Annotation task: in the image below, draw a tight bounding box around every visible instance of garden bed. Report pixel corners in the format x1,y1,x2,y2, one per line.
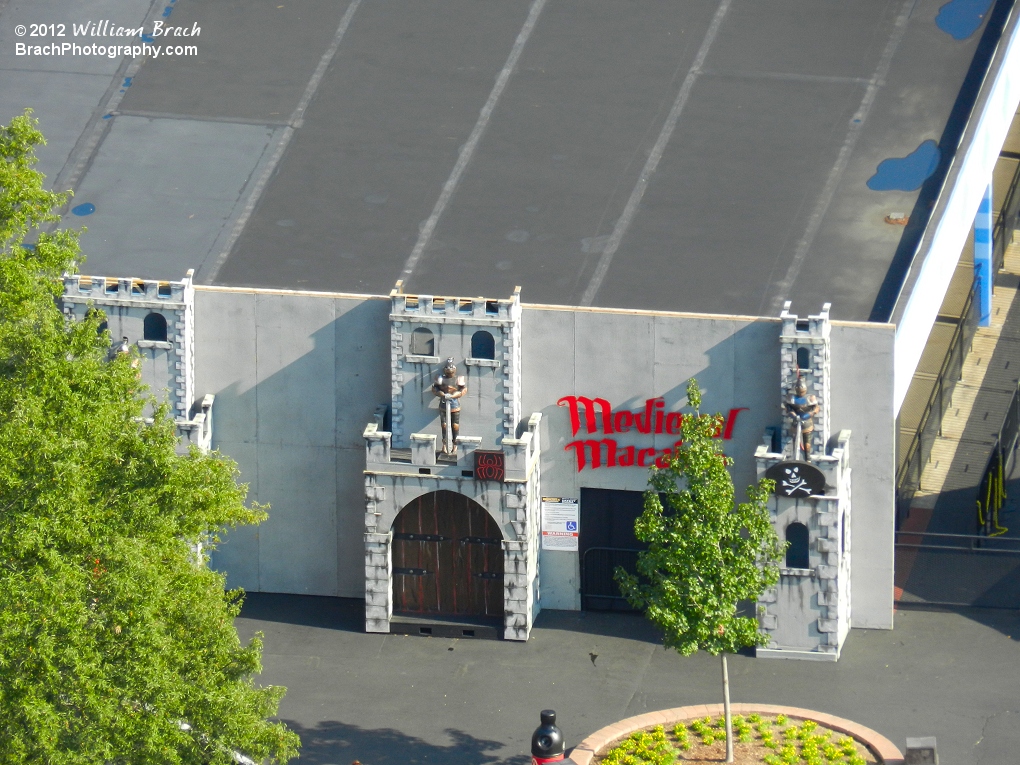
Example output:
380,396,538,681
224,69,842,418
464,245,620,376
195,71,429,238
568,705,903,765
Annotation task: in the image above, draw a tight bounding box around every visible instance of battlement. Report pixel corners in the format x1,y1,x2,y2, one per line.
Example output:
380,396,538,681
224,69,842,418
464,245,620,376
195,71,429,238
780,300,831,343
389,280,521,324
62,269,194,306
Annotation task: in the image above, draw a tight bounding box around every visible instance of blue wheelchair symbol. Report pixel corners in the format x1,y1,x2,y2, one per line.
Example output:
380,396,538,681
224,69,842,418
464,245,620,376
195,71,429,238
566,521,577,531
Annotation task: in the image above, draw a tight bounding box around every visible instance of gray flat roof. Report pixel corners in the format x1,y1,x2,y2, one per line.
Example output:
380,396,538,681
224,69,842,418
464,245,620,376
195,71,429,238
3,0,1008,321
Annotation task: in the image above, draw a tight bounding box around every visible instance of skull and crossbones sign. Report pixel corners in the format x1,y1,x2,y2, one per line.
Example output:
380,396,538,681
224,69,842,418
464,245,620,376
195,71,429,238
780,465,812,497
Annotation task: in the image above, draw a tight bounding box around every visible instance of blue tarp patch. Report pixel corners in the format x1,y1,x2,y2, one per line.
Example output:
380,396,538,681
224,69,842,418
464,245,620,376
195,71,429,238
936,0,993,40
867,140,941,192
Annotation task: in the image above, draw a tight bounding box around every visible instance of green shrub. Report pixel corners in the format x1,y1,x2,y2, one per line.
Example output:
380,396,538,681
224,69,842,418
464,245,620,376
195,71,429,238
822,742,842,760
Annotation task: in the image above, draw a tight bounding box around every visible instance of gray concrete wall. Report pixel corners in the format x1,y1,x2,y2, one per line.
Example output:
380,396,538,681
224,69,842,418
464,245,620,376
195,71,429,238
196,287,895,629
522,307,895,630
829,322,896,629
195,287,390,597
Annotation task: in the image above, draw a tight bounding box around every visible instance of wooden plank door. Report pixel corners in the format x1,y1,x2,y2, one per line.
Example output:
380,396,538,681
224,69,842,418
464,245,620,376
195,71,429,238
391,490,503,617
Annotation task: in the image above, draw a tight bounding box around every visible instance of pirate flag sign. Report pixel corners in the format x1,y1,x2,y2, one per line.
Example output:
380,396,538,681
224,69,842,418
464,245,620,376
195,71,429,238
764,461,826,498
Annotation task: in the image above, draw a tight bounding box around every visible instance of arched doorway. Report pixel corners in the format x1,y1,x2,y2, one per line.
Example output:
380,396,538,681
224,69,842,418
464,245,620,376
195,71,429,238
391,490,503,618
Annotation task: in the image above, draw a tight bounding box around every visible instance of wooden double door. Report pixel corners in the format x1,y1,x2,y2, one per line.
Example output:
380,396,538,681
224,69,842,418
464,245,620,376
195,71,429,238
391,490,503,617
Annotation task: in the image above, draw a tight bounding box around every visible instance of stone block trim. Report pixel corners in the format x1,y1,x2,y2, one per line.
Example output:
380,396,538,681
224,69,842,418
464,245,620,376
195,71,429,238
362,411,542,641
779,301,830,458
567,704,904,765
63,271,213,450
387,283,522,449
757,309,851,660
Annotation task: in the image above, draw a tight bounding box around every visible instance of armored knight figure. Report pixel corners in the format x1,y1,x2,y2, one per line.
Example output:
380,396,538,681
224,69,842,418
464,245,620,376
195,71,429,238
785,377,819,459
432,358,467,454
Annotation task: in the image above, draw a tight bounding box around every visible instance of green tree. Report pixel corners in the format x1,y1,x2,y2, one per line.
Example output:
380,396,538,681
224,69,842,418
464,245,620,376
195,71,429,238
0,111,300,763
616,378,784,763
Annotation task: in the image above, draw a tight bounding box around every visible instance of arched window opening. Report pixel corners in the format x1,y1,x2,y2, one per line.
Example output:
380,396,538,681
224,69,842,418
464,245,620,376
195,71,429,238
786,522,810,569
143,312,168,342
796,347,809,369
97,320,109,336
410,327,434,356
471,330,495,360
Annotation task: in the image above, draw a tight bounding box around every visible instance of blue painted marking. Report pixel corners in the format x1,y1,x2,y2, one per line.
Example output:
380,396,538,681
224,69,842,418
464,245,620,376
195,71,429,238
21,243,35,250
103,113,113,119
123,77,132,88
142,33,154,42
162,6,172,17
936,0,992,40
975,183,993,326
71,203,96,216
866,140,940,191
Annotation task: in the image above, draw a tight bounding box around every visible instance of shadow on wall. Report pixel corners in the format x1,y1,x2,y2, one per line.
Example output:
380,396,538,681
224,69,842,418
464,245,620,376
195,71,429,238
206,296,391,595
536,317,778,497
280,719,531,765
225,297,391,450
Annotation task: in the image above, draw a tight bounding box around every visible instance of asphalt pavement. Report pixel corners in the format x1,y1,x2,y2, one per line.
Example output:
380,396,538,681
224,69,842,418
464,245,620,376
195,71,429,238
237,594,1020,765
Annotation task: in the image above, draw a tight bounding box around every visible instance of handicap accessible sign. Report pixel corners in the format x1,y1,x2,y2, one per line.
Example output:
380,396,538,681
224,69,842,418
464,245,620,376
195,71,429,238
541,497,579,551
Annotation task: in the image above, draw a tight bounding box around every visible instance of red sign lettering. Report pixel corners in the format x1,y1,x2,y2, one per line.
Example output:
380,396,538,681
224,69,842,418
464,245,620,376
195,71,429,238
557,395,748,472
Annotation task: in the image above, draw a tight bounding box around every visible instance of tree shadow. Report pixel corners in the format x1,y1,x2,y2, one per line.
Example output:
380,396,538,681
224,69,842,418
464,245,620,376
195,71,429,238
238,593,366,633
533,607,662,643
281,719,531,765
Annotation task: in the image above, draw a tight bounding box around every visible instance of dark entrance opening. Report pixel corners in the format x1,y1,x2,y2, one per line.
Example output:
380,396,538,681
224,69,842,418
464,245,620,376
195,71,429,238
390,490,503,627
579,488,649,611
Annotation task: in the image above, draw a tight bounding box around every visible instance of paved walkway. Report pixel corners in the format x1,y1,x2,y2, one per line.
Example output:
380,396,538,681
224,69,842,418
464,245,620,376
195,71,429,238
238,594,1020,765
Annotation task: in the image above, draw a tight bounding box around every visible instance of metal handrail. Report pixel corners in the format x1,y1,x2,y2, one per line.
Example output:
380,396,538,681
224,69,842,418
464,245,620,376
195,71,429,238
976,379,1020,536
896,283,978,519
992,155,1020,273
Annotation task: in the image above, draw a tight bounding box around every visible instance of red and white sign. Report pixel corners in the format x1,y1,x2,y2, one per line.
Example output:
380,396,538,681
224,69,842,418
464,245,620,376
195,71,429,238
556,396,748,472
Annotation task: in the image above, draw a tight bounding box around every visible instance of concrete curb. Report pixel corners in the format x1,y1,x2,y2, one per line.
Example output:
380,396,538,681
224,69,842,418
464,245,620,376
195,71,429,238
566,703,905,765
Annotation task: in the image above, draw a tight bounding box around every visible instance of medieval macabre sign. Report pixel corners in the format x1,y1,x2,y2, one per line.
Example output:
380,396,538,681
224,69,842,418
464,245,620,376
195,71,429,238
557,395,748,472
541,497,579,551
764,460,826,498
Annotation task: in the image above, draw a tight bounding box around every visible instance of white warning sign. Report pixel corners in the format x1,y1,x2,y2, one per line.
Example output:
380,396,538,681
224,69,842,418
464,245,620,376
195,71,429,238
541,497,579,551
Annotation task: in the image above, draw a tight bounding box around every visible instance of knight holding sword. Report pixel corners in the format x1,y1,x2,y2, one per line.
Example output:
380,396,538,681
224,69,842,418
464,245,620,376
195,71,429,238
433,358,467,455
785,375,819,460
